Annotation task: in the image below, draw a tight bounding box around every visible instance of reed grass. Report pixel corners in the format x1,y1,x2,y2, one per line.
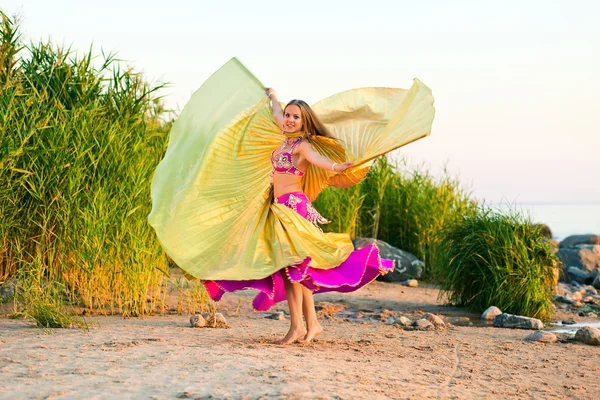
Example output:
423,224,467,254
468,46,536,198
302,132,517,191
435,208,558,320
0,11,182,317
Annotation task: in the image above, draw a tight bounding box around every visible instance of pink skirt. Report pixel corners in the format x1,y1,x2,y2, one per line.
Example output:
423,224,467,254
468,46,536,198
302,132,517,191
203,192,394,311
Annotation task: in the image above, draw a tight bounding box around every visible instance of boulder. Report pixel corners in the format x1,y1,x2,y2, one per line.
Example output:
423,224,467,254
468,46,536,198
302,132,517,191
593,274,600,290
534,224,553,239
353,238,424,282
559,234,600,248
493,313,544,330
524,331,557,343
574,326,600,346
481,306,503,321
567,267,590,284
556,246,600,278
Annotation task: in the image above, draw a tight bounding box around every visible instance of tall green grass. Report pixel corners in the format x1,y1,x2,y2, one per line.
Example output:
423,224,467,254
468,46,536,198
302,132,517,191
435,209,558,320
0,11,174,317
315,157,478,276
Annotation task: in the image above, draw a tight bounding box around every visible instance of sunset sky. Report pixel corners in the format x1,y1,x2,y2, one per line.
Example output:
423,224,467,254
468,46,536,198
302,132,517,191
4,0,599,203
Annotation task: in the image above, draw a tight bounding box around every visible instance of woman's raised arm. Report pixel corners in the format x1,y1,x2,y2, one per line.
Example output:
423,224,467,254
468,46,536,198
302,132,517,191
265,88,284,130
299,140,353,173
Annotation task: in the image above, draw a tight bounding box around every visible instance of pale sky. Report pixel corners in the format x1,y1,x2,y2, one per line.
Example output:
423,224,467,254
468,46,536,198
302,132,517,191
4,0,599,203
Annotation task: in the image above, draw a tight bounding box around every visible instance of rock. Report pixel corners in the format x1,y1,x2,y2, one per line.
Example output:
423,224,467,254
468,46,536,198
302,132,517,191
353,238,424,282
384,317,395,325
556,246,600,281
554,295,574,305
559,234,600,248
0,278,18,302
422,313,445,327
567,267,590,284
524,331,557,343
190,314,206,328
394,316,412,327
267,311,285,320
562,319,576,325
574,326,600,346
493,313,544,330
481,306,503,320
572,301,583,308
206,312,227,328
584,285,598,295
534,224,553,239
583,296,595,304
572,291,583,301
593,274,600,290
402,279,418,287
412,319,434,331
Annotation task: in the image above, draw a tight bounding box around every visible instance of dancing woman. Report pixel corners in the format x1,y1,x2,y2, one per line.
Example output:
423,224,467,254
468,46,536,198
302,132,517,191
148,58,435,344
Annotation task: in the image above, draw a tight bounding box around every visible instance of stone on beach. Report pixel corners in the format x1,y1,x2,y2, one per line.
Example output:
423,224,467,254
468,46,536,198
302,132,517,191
574,326,600,346
412,319,434,331
190,314,206,328
422,313,445,327
394,316,412,327
206,312,228,328
493,313,544,330
402,279,418,287
353,237,424,282
524,331,557,343
481,306,503,321
267,311,285,320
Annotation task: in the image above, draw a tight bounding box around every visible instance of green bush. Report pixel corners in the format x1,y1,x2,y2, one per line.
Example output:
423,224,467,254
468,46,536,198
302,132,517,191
435,208,558,320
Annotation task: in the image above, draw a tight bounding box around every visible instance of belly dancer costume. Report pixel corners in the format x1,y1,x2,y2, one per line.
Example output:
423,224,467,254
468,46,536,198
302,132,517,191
148,58,435,310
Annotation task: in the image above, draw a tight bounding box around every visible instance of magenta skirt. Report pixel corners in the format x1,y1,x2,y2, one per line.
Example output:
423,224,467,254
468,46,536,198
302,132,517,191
203,192,394,311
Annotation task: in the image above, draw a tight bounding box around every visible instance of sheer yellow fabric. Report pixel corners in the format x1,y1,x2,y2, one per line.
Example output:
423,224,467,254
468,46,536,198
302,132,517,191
148,58,434,280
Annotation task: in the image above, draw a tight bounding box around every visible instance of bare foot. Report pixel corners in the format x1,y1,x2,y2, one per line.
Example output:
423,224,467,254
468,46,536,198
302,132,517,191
299,324,323,344
276,327,307,345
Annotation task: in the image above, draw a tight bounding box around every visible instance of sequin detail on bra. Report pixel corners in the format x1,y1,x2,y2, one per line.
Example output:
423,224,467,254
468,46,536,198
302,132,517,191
270,137,305,181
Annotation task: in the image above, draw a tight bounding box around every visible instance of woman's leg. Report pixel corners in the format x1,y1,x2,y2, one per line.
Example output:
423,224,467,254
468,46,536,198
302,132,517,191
299,286,323,343
277,271,307,345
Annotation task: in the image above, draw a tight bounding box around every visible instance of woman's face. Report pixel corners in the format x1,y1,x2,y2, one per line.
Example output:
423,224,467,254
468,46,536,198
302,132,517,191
283,104,303,133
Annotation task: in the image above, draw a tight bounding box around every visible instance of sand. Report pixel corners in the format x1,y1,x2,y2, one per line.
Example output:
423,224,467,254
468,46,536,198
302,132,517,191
1,282,599,399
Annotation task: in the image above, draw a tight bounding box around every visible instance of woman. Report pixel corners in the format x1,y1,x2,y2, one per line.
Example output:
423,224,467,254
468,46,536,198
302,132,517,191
148,58,434,345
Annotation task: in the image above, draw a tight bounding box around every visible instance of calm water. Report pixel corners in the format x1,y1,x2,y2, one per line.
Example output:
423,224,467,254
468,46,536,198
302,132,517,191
495,203,600,241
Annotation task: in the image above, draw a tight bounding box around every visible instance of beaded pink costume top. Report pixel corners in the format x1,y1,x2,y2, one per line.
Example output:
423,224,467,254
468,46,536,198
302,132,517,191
270,137,305,177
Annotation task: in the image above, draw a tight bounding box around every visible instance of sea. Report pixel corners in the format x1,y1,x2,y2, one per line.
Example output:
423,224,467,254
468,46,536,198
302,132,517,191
495,202,600,242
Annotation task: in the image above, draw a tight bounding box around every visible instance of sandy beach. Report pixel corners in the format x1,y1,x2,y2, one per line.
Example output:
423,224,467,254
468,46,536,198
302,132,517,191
1,282,599,399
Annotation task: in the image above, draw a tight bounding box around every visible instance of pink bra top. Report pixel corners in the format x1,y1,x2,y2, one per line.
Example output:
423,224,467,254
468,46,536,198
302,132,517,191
270,137,305,177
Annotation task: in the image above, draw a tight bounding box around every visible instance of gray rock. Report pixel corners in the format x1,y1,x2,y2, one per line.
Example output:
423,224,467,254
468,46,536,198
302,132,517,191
385,317,396,325
190,314,206,328
556,246,600,282
353,238,424,282
481,306,503,320
0,278,18,302
493,313,544,330
574,326,600,346
412,319,434,331
559,234,600,248
402,279,418,287
554,295,574,305
206,312,227,328
593,274,600,290
524,331,557,343
422,313,445,327
567,267,590,284
394,316,412,327
267,311,285,320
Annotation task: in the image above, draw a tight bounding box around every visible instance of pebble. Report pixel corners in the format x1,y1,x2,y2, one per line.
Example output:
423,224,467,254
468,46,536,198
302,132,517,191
190,314,206,328
206,312,228,328
481,306,503,320
422,313,445,327
403,279,418,287
493,313,544,330
394,316,412,327
583,296,595,304
585,286,598,295
572,291,583,302
574,326,600,346
384,317,395,325
412,319,434,331
524,331,557,343
267,311,285,320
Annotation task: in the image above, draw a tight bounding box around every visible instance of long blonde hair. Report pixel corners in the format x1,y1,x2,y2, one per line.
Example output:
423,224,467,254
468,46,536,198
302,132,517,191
285,100,333,138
